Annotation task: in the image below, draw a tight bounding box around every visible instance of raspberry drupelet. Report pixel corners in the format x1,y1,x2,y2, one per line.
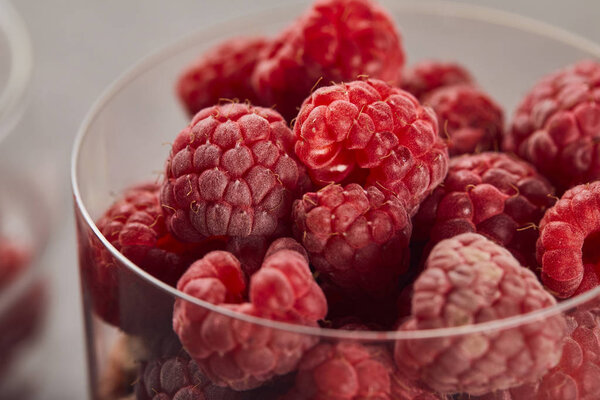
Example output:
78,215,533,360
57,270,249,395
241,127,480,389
294,79,448,214
423,84,504,156
401,60,474,101
252,0,405,121
160,103,310,248
537,180,600,298
173,243,326,391
176,36,268,117
413,152,556,270
292,183,412,300
395,233,566,396
504,60,600,193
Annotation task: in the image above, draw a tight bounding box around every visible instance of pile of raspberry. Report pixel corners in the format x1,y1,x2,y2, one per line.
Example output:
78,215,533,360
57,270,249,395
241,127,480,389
83,0,600,398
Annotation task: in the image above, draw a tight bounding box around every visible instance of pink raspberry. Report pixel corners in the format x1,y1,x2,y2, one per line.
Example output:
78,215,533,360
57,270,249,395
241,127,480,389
294,79,448,213
252,0,405,121
176,36,268,117
394,233,566,396
173,247,326,390
282,341,445,400
161,103,310,246
537,181,600,298
82,183,208,330
413,152,556,270
292,183,412,300
533,308,600,400
504,60,600,192
401,60,474,101
423,84,504,156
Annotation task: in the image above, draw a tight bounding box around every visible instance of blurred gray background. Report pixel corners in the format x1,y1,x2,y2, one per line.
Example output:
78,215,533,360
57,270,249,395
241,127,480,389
4,0,599,398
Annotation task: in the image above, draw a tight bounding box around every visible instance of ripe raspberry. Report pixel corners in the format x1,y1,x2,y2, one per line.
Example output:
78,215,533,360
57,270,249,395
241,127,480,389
423,84,504,156
161,103,309,245
294,79,448,213
80,183,209,332
176,36,268,117
504,60,600,192
531,308,600,400
537,181,600,298
252,0,405,121
173,249,326,390
292,183,412,300
413,152,556,270
401,60,474,101
394,233,567,396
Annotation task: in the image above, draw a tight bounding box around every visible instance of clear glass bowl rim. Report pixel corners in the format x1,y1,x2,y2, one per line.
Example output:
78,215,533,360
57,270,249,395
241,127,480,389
71,0,600,341
0,0,33,143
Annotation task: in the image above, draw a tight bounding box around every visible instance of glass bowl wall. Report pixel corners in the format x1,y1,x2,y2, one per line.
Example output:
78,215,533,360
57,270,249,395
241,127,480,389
72,2,600,399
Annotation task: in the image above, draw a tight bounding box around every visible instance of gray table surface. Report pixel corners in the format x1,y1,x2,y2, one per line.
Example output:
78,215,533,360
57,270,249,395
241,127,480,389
3,0,599,398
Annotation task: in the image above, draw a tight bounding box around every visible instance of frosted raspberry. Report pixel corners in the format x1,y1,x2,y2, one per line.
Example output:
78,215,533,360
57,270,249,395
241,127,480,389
532,308,600,400
294,79,448,213
176,36,268,116
537,181,600,298
401,60,474,101
281,342,395,400
504,60,600,192
413,152,556,270
173,249,326,390
292,183,412,300
252,0,405,121
423,84,504,156
0,236,30,289
81,183,207,330
161,103,309,245
394,233,566,396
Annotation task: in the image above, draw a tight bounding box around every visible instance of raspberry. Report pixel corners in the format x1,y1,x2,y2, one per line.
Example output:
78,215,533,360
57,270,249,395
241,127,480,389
292,183,412,300
252,0,405,121
423,84,504,156
394,233,566,396
173,249,326,390
281,342,396,400
161,103,309,245
532,308,600,400
80,183,209,332
176,36,268,117
413,152,556,270
537,181,600,298
401,60,474,101
504,60,600,192
294,79,448,213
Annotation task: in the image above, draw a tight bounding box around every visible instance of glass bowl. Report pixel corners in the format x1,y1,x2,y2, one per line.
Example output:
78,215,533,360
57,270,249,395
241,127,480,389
72,1,600,399
0,0,33,144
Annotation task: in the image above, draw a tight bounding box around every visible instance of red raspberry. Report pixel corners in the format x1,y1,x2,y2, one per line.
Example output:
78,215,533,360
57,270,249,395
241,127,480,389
423,84,504,156
294,79,448,213
161,103,309,246
292,183,412,300
173,249,326,390
252,0,405,121
0,236,30,289
504,60,600,192
401,60,474,101
176,36,268,117
394,233,566,396
537,181,600,298
81,183,206,331
413,152,556,270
